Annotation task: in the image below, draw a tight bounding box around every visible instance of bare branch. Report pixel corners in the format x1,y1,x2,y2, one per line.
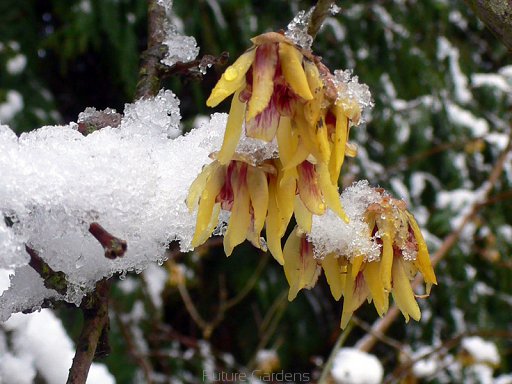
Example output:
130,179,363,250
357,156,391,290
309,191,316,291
464,0,512,51
308,0,338,39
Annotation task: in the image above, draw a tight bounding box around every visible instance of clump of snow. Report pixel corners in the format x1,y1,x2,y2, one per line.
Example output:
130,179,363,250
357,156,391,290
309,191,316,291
1,309,114,384
331,347,383,384
0,214,28,269
333,69,374,124
158,0,200,67
472,73,512,94
122,89,182,139
285,8,314,50
0,90,24,123
6,54,27,75
0,96,229,319
308,180,382,261
461,336,500,366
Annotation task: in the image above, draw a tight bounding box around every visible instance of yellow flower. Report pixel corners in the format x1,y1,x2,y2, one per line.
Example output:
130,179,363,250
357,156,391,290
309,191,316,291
186,155,274,258
282,190,437,329
206,32,359,191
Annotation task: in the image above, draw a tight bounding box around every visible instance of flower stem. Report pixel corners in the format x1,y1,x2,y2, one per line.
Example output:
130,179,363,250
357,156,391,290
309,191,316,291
308,0,338,39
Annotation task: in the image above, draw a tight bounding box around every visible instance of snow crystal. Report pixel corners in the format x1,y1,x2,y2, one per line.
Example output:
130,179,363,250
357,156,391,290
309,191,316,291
461,337,500,366
159,0,200,67
308,181,382,261
6,54,27,75
331,347,383,384
0,353,36,384
1,310,114,384
0,95,229,319
0,214,28,269
0,90,24,123
122,89,182,139
333,69,374,124
285,9,314,50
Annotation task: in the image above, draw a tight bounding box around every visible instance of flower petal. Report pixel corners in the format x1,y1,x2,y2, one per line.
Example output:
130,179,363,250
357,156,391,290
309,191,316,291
283,229,319,301
379,227,394,292
245,100,280,141
363,260,389,317
224,163,251,256
266,176,285,265
277,116,297,166
294,194,312,233
406,212,437,292
247,166,269,238
329,107,348,185
246,44,278,121
303,60,324,126
276,167,296,234
186,162,218,212
297,161,325,215
340,265,369,329
217,90,246,165
278,43,313,100
207,48,256,107
391,257,421,322
317,162,349,222
322,253,346,301
191,165,225,247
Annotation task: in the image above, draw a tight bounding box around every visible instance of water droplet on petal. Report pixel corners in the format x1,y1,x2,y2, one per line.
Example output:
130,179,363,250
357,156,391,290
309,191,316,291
224,67,238,81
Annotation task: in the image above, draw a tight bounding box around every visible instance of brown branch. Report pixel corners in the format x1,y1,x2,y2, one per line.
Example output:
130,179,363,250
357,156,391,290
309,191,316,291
384,329,512,383
67,279,111,384
464,0,512,51
308,0,338,39
26,245,68,296
356,129,512,352
89,222,127,260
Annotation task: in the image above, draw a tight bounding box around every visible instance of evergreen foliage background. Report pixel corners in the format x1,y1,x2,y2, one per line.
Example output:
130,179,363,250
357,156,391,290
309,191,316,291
1,0,511,382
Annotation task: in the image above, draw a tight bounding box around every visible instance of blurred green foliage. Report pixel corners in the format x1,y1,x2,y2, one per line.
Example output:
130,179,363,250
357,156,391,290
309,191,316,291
1,0,512,382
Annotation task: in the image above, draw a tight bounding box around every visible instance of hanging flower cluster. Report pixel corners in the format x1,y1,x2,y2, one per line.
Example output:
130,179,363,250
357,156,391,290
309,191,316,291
282,190,437,328
187,31,436,326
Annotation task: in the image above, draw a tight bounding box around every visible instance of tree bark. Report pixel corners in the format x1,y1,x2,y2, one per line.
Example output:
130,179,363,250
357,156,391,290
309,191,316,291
464,0,512,51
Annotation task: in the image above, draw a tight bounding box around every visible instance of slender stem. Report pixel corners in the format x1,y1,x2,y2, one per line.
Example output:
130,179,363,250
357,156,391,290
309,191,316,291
26,245,68,296
317,321,355,384
67,279,111,384
135,0,168,99
356,129,512,352
308,0,338,39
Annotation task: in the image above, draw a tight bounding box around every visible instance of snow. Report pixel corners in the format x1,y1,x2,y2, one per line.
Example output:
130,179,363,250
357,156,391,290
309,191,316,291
412,346,438,378
0,309,114,384
445,102,489,137
472,73,512,93
158,0,200,67
0,94,228,319
308,181,382,261
143,264,168,309
438,37,471,104
461,336,500,366
0,91,24,123
285,8,314,50
331,347,383,384
6,54,27,75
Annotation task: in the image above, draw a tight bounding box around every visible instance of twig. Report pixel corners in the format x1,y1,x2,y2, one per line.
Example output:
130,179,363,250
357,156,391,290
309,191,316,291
317,321,355,384
308,0,338,39
67,279,111,384
26,245,68,296
384,329,512,383
356,129,512,352
112,306,154,383
89,222,127,259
